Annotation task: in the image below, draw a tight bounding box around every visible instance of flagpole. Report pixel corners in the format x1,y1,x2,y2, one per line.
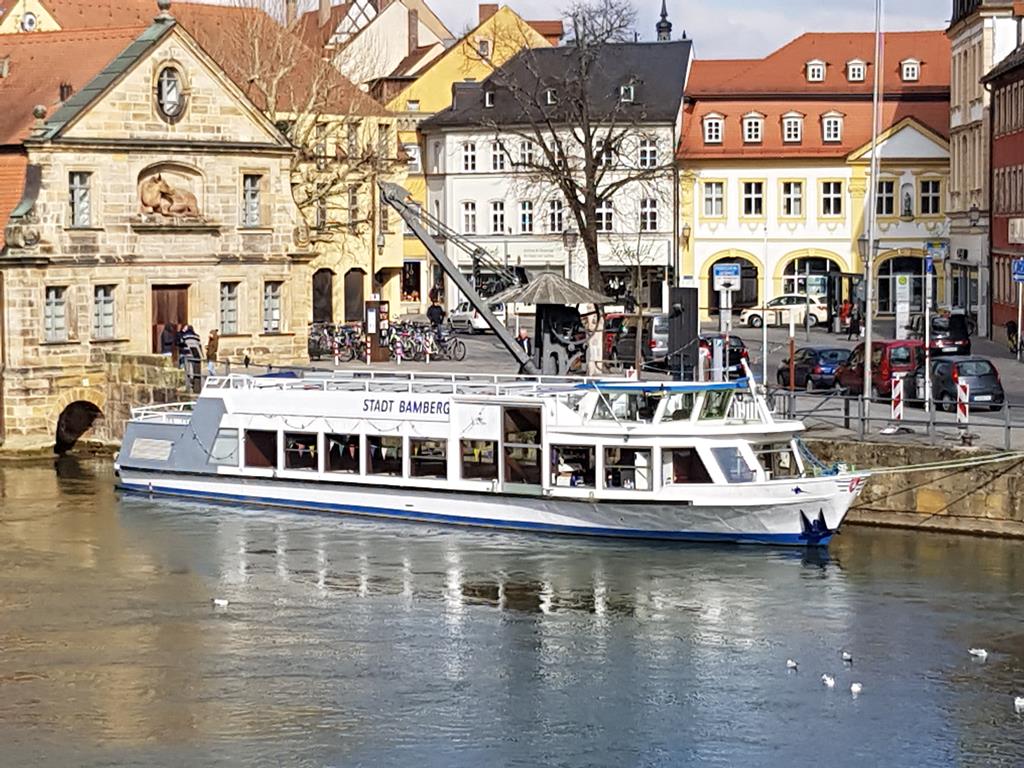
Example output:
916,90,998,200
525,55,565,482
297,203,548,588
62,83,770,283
863,0,883,401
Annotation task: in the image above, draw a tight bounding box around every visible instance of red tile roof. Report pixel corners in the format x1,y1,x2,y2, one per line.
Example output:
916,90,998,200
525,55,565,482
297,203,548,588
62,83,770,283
0,151,29,248
526,20,564,45
294,1,352,51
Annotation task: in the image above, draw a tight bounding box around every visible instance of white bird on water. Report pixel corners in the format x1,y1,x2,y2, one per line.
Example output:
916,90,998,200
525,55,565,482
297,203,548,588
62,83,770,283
821,674,836,688
841,650,853,663
211,598,229,608
968,648,988,661
850,682,863,696
787,659,799,670
1014,697,1024,714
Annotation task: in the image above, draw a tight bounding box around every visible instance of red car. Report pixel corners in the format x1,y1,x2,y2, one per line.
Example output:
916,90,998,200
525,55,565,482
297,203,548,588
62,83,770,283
834,340,924,398
603,313,626,357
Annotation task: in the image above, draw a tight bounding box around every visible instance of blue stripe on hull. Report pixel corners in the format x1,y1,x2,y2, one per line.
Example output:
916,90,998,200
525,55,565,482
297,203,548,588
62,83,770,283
118,481,832,547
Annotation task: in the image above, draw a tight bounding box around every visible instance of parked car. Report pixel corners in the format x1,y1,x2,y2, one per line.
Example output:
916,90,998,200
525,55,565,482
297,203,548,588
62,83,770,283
908,356,1005,411
776,346,851,392
834,339,924,399
603,313,627,357
612,314,669,367
698,333,750,376
448,301,507,333
905,313,972,356
739,294,828,329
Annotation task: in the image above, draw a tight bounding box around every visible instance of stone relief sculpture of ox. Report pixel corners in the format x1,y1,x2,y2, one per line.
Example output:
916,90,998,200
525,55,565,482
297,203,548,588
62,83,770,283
139,173,200,217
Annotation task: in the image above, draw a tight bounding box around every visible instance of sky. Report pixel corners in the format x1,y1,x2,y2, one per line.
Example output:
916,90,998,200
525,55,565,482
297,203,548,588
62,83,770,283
429,0,951,58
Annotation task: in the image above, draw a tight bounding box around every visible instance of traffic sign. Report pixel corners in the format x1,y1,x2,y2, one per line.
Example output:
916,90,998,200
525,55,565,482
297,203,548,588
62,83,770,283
1013,258,1024,284
713,263,741,292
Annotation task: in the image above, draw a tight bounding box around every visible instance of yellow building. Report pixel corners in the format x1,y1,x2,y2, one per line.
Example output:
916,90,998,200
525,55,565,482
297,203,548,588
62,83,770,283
383,3,562,315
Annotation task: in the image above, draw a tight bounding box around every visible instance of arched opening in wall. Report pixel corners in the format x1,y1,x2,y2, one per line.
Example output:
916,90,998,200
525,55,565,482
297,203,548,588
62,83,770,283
344,268,366,323
782,256,845,322
54,401,103,454
312,268,335,323
877,254,933,314
708,256,758,313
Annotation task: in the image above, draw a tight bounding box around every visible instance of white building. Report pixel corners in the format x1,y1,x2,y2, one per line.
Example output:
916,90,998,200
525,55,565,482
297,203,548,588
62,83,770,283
419,34,692,310
946,0,1023,335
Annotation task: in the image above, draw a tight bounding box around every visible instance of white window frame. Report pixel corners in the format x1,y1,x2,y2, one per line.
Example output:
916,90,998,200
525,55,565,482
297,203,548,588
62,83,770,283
262,281,282,334
806,60,826,82
478,38,491,58
781,181,803,217
742,115,763,143
519,139,535,167
544,88,557,105
619,84,635,103
595,199,614,232
847,60,866,82
69,171,92,228
742,181,764,217
703,181,724,217
639,198,658,232
821,181,844,217
220,281,239,334
490,141,506,171
547,198,565,233
93,284,115,340
920,179,941,215
484,91,494,108
461,201,477,234
404,143,421,173
822,116,843,143
242,173,262,227
44,286,68,343
877,179,896,217
638,138,658,168
519,200,534,234
703,116,723,144
490,200,505,234
462,141,477,172
782,116,803,143
901,59,920,82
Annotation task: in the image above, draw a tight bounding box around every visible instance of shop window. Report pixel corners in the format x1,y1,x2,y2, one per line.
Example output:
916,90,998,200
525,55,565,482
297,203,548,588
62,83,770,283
326,433,360,473
604,447,652,490
662,448,713,484
503,407,542,486
711,446,755,483
244,429,278,468
410,438,447,479
699,390,732,420
461,439,498,480
284,432,318,470
401,261,421,303
367,435,403,476
551,445,596,488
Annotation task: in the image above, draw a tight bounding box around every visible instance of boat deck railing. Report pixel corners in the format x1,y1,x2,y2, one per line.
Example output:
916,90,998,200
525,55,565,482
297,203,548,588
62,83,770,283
129,401,194,424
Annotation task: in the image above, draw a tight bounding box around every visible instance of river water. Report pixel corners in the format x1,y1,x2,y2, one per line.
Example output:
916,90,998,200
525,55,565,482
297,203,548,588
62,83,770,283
1,458,1023,767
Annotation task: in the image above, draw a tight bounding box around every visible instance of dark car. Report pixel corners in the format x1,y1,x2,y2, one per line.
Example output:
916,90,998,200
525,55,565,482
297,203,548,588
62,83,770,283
612,314,669,367
699,334,749,376
776,347,851,392
603,313,627,357
834,339,924,398
908,356,1004,411
906,313,971,356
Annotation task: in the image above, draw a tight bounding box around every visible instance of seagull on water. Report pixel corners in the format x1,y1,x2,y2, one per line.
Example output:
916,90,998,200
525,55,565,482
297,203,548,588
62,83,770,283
211,598,230,608
841,650,853,663
850,682,863,696
787,659,799,670
821,674,835,688
968,648,988,661
1014,697,1024,714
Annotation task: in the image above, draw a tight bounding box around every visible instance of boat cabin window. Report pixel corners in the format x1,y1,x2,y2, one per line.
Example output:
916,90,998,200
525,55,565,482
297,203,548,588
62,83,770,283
662,448,713,484
592,392,659,422
755,443,800,479
208,428,239,466
244,429,278,468
410,438,447,479
661,393,696,422
551,445,596,488
711,446,755,483
461,439,498,481
367,435,403,476
284,432,318,470
326,433,360,473
504,407,542,486
699,390,732,420
604,447,652,490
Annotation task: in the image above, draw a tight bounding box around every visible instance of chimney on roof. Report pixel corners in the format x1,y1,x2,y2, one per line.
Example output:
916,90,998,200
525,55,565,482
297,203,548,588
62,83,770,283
59,83,73,102
318,0,330,28
479,4,498,25
286,0,297,26
408,8,419,53
0,56,9,79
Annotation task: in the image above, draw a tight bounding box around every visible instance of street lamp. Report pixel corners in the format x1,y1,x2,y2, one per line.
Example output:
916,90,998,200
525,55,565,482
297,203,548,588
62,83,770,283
968,203,981,227
562,226,579,283
681,221,691,245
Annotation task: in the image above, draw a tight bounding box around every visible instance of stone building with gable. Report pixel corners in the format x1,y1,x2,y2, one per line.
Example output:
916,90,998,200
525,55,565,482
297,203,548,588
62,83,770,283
0,4,311,450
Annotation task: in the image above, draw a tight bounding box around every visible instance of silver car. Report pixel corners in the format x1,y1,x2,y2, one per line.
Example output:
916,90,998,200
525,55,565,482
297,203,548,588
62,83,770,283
612,314,669,367
448,301,507,334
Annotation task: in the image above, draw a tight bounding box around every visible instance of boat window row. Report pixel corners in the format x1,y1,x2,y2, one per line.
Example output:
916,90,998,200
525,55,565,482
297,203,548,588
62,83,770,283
588,389,735,423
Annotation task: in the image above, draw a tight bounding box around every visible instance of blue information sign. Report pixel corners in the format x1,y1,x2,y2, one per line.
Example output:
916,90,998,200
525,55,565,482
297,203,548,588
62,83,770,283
712,263,741,291
1013,258,1024,284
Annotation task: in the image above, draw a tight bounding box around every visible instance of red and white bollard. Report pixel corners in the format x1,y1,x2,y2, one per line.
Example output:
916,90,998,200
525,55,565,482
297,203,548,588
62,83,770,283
890,376,904,422
957,381,970,427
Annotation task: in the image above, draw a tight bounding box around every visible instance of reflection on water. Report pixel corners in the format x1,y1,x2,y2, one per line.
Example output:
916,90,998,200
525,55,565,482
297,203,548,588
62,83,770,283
1,458,1024,767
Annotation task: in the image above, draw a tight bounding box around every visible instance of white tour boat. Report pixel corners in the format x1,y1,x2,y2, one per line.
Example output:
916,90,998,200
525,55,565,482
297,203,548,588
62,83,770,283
114,371,869,546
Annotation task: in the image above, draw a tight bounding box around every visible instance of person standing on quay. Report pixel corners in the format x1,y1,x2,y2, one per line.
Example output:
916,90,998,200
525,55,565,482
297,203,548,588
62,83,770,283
206,329,219,376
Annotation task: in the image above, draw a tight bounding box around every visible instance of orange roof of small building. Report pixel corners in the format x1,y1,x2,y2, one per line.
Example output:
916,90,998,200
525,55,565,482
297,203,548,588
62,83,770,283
0,151,30,248
526,19,564,45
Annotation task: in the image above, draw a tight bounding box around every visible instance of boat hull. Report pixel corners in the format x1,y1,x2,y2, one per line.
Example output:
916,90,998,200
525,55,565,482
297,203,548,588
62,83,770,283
116,469,861,546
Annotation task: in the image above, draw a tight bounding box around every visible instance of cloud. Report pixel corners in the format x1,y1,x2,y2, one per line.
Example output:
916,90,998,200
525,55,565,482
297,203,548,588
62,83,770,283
427,0,948,57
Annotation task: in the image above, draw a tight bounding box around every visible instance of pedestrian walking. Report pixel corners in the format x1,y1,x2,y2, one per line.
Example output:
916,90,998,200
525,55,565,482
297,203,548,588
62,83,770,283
516,327,532,356
847,304,861,341
839,299,851,332
206,329,219,376
178,324,202,390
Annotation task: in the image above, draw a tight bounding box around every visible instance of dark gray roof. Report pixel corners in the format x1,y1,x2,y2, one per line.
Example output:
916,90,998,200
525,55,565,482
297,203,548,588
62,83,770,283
421,40,691,130
982,41,1024,84
36,18,174,141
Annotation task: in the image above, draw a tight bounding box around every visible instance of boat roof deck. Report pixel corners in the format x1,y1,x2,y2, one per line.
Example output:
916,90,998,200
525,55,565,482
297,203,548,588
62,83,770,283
201,371,754,399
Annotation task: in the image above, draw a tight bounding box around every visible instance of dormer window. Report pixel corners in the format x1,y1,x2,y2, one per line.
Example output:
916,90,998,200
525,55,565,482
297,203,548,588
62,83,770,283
782,113,803,143
742,113,764,144
703,114,723,144
544,88,557,105
847,60,866,82
822,111,844,142
806,60,826,82
619,84,635,103
901,59,920,82
484,91,494,108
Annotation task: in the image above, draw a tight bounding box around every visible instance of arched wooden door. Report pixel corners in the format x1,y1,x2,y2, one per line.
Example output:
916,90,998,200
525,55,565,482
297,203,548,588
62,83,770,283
312,268,335,323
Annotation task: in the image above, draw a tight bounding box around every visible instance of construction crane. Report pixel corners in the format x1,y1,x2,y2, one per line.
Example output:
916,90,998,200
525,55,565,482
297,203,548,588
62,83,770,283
379,182,540,375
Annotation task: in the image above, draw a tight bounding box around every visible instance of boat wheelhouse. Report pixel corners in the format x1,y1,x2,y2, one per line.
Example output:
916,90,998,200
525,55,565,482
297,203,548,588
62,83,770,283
115,372,868,546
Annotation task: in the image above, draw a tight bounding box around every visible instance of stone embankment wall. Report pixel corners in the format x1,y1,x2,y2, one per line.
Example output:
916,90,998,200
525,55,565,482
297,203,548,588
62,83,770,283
807,439,1024,538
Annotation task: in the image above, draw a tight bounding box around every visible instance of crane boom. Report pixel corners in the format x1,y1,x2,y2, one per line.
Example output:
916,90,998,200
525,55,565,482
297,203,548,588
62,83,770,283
379,182,539,374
